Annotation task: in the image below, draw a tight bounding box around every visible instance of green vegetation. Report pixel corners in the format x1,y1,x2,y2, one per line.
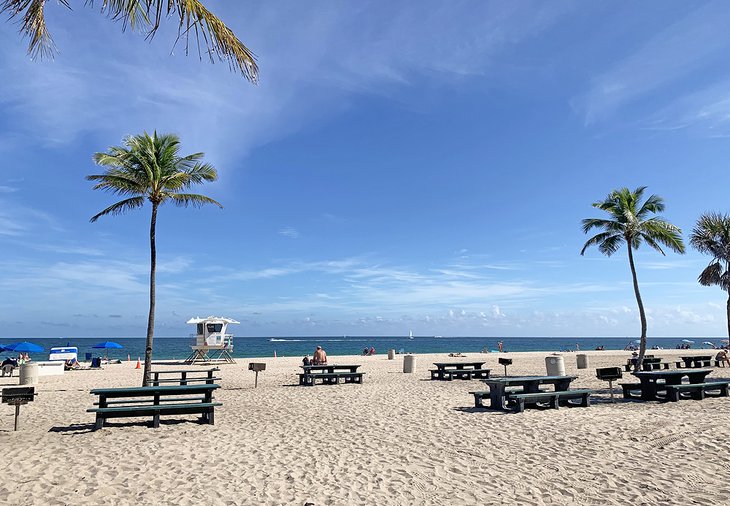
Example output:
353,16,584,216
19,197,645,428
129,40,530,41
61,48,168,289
88,131,222,386
690,212,730,338
581,186,685,370
1,0,257,81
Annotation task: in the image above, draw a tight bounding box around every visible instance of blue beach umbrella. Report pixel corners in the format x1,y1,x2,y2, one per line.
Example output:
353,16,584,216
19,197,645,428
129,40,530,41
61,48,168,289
92,341,123,361
4,341,44,353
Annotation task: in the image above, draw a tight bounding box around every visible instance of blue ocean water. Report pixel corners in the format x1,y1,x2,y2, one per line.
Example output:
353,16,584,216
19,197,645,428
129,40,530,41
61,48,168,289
0,336,721,361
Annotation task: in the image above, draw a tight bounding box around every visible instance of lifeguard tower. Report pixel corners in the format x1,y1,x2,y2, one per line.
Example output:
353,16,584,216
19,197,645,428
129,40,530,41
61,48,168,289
184,316,239,364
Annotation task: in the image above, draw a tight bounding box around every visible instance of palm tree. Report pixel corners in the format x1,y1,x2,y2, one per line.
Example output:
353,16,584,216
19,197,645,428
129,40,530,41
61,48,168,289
88,131,222,386
580,186,685,370
1,0,257,82
690,212,730,339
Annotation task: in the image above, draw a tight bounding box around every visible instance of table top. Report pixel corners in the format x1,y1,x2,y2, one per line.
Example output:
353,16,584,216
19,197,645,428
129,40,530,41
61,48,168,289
634,369,712,379
484,375,577,385
432,361,486,368
300,364,360,370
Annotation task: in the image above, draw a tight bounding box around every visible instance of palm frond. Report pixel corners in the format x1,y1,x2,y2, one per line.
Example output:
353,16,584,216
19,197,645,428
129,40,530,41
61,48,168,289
698,261,723,288
165,193,222,208
641,218,685,254
580,232,623,256
89,196,145,222
1,0,62,58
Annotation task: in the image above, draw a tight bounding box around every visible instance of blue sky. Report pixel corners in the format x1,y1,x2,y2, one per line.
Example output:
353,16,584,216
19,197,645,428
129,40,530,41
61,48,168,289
2,1,730,338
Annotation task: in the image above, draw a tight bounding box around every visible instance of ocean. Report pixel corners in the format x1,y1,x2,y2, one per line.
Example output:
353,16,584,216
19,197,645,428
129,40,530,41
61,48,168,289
1,336,720,361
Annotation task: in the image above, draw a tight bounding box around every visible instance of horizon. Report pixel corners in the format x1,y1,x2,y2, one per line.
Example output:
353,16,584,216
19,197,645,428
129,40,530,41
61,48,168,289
3,2,730,338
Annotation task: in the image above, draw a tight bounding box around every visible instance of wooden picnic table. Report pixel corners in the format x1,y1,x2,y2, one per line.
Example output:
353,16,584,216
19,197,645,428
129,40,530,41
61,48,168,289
431,361,489,380
300,364,361,373
678,355,713,368
632,369,713,401
481,375,578,410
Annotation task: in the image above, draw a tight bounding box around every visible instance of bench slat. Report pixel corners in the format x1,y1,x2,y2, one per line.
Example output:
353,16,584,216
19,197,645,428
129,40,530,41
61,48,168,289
89,402,221,414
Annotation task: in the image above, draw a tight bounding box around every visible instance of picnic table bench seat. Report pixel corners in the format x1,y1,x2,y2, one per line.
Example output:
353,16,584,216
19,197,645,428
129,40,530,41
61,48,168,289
469,387,524,408
430,368,491,381
507,389,593,413
150,368,220,386
620,382,644,399
298,371,365,386
664,381,730,402
715,360,727,368
88,384,221,430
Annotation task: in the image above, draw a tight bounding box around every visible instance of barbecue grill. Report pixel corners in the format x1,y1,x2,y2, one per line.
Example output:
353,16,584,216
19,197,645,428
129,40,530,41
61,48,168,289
596,367,622,402
498,357,513,377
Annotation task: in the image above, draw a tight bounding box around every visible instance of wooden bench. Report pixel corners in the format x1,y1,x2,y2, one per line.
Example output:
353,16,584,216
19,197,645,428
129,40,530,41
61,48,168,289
507,389,593,413
676,359,712,369
715,360,727,368
430,368,491,381
150,368,220,386
664,381,730,402
88,384,221,430
298,372,364,386
468,387,533,408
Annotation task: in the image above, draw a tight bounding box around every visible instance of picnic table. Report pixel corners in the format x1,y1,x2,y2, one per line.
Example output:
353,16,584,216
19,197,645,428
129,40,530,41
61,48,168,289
430,361,490,380
298,364,364,386
88,384,221,430
628,369,713,401
150,368,220,386
677,355,713,368
475,375,578,410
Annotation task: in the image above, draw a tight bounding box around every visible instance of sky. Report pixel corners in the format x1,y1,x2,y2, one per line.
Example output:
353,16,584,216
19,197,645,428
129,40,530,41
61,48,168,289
2,1,730,338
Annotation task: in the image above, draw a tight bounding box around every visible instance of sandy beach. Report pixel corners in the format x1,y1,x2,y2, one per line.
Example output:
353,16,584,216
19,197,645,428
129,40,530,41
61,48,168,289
1,349,729,505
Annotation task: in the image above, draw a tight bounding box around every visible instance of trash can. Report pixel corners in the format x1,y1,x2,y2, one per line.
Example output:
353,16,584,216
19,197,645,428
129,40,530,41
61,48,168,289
388,349,395,360
403,354,416,373
576,354,589,369
545,355,565,376
19,363,39,386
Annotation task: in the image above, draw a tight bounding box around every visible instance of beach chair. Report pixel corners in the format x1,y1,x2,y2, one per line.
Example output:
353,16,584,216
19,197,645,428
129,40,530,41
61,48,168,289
1,364,15,377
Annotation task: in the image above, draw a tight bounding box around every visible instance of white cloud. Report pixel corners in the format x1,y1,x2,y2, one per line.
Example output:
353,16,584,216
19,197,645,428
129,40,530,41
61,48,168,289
278,226,300,239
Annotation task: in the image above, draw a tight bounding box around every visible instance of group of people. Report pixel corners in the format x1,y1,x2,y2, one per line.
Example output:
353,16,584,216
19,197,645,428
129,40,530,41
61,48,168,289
362,346,376,356
302,346,328,366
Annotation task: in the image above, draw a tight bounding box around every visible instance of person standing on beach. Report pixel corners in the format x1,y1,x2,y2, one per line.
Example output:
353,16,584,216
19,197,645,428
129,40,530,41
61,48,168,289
313,346,327,365
497,341,503,353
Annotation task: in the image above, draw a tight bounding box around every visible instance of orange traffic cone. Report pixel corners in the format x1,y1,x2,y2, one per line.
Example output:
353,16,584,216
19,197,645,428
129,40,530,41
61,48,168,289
135,357,141,369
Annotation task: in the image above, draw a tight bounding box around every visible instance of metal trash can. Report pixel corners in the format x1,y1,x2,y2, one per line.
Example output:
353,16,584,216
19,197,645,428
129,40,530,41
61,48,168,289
388,349,395,360
576,354,589,369
19,363,39,386
403,354,416,373
545,355,565,376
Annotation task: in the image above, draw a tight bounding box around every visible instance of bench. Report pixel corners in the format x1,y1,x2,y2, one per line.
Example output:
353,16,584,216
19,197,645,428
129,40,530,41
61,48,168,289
298,372,364,386
468,387,535,408
715,360,727,368
150,368,220,386
507,389,593,413
430,368,491,381
664,381,730,402
88,384,221,430
676,359,712,369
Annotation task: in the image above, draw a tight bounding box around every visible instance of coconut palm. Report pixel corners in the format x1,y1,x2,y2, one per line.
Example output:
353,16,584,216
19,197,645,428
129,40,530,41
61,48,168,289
88,131,222,386
1,0,257,81
580,186,685,370
690,212,730,338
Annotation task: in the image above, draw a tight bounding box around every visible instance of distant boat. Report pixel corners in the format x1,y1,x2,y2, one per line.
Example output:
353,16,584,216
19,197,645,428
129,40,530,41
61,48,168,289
409,330,414,340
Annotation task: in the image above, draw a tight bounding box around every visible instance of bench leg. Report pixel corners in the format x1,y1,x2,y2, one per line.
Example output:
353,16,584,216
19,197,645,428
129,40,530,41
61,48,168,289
474,395,485,409
207,409,215,425
152,413,160,428
94,415,104,431
550,396,560,410
513,399,526,413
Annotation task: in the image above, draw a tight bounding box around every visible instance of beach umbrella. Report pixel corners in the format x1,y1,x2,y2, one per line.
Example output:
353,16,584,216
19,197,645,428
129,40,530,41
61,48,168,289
92,341,123,361
703,341,716,346
4,341,44,353
681,339,695,344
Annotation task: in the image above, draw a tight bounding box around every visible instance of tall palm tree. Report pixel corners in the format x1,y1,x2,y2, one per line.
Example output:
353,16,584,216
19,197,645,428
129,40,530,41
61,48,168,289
88,131,222,386
580,186,685,370
690,212,730,339
1,0,257,81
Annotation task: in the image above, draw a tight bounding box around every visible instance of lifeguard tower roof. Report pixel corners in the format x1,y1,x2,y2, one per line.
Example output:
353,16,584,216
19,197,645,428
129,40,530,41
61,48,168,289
186,316,240,325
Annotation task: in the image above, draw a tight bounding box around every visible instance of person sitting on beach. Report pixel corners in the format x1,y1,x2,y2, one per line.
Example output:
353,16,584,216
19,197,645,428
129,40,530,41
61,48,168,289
64,358,81,370
716,349,730,367
368,346,375,356
312,346,327,365
362,347,369,355
302,355,311,366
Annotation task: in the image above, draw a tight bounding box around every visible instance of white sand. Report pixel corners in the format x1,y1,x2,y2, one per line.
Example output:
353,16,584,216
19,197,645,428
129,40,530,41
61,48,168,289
1,349,729,505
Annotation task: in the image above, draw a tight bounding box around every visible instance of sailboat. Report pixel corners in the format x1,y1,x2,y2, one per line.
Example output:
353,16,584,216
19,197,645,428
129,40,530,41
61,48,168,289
409,330,414,340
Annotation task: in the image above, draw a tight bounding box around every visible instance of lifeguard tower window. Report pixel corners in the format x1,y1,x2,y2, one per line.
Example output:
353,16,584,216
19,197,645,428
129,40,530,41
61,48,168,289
197,323,204,334
207,324,223,333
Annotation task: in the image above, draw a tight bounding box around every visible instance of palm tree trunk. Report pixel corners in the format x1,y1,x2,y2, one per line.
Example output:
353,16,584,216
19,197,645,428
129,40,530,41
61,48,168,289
627,243,648,372
142,203,158,387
